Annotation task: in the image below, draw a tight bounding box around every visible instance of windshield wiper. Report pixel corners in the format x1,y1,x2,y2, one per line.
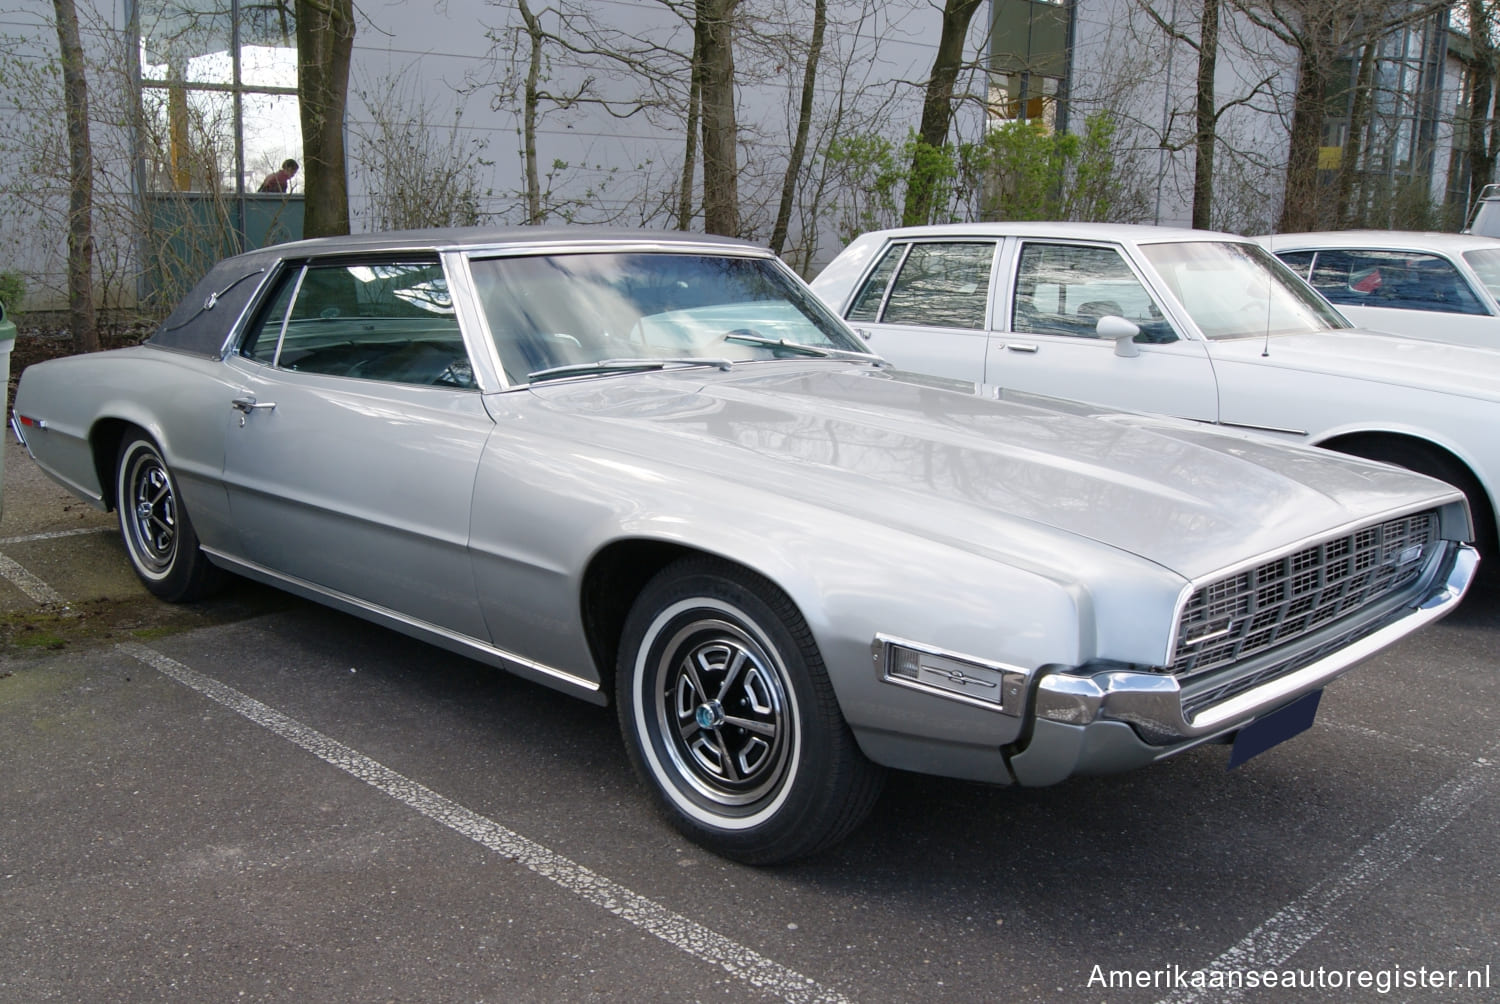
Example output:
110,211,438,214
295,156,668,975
721,330,887,365
527,357,734,383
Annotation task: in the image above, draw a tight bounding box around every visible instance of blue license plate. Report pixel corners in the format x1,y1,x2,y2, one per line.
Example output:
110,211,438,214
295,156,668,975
1228,690,1322,769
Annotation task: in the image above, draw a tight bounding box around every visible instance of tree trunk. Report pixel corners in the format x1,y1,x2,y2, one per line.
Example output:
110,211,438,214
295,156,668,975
519,0,544,224
1334,42,1377,227
1467,0,1498,212
770,0,826,254
902,0,982,227
697,0,740,236
1190,0,1219,230
1277,40,1330,233
52,0,97,353
678,22,705,230
297,0,355,238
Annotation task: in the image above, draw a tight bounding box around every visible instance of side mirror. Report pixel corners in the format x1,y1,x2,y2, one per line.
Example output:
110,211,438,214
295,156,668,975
1098,315,1142,357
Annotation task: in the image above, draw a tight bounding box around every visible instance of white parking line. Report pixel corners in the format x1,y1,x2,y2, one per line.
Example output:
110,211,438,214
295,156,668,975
0,551,72,609
1321,719,1468,762
118,641,848,1004
0,526,113,545
1156,746,1500,1004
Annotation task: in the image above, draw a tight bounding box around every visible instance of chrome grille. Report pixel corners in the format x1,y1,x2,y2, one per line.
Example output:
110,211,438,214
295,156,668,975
1169,511,1439,682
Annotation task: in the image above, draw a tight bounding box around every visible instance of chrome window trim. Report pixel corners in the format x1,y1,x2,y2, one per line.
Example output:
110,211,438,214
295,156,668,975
441,250,506,393
211,266,280,361
871,241,912,322
450,237,778,261
268,264,308,369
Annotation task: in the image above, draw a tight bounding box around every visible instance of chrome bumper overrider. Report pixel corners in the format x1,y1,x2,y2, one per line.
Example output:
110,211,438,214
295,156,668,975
1011,543,1478,784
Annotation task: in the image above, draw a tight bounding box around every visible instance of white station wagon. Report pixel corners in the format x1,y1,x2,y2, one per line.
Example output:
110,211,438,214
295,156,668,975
811,222,1500,565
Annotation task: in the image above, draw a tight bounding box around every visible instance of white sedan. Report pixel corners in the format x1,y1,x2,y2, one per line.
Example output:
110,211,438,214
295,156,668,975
1257,230,1500,349
811,222,1500,565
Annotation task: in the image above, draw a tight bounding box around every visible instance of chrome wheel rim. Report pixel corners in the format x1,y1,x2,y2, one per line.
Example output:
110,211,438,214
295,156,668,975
124,449,177,574
650,612,792,811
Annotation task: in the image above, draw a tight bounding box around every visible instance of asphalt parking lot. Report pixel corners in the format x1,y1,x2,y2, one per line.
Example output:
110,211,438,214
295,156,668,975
2,437,1497,1003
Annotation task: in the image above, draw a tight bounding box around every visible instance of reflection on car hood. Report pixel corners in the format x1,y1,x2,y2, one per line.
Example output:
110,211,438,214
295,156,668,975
1211,329,1500,401
525,365,1457,581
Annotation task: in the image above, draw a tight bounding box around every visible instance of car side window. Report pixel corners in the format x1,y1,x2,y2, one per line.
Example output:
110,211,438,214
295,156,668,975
844,243,907,322
1275,250,1315,279
240,267,299,364
1307,249,1486,315
1013,242,1175,341
878,242,995,329
240,259,477,388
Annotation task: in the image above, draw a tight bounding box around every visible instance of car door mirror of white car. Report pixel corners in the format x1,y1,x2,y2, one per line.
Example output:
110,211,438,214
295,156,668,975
1099,316,1143,356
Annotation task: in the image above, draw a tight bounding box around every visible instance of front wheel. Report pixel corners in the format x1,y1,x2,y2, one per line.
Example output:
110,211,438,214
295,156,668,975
115,435,224,602
616,557,884,864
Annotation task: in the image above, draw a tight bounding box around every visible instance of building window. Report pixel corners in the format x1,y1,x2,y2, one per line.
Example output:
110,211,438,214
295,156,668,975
988,0,1071,130
137,0,300,195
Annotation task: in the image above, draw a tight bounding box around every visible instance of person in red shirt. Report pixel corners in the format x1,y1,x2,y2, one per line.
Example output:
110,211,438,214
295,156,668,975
258,159,299,193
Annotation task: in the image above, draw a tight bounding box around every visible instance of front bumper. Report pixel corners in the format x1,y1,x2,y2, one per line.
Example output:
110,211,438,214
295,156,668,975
1007,543,1478,786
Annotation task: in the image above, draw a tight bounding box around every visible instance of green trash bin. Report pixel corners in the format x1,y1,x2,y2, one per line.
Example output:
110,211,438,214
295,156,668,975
0,299,15,521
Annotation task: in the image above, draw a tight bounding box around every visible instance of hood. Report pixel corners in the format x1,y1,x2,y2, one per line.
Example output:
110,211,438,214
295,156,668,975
520,365,1460,582
1210,329,1500,402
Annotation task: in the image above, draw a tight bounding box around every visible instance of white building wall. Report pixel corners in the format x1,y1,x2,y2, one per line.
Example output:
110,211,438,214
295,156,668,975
0,0,1475,310
0,0,959,307
1068,0,1300,234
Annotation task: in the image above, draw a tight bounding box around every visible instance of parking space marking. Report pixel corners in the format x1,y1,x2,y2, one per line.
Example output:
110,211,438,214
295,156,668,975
1321,719,1468,761
0,551,72,609
1157,746,1499,1004
0,526,113,546
118,642,849,1004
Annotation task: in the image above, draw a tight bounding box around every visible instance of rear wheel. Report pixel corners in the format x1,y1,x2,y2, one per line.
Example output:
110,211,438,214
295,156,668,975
616,557,884,864
115,435,224,602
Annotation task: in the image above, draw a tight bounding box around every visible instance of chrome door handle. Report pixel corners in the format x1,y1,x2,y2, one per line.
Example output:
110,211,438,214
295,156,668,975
1003,342,1039,353
230,396,276,425
231,396,276,412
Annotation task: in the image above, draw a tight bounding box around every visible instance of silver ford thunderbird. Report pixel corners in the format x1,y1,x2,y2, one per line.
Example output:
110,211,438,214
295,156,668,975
11,228,1479,863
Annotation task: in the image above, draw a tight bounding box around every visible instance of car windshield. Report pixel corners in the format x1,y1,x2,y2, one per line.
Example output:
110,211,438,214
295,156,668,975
468,251,873,384
1461,248,1500,300
1139,240,1349,338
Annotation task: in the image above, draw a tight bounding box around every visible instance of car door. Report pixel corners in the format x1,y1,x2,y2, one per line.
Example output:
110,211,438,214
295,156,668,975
220,256,493,639
840,240,999,382
986,240,1221,421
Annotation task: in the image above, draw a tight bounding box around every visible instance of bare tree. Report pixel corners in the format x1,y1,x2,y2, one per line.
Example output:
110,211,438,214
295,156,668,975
297,0,355,237
1460,0,1500,217
696,0,742,235
769,0,826,253
902,0,983,227
350,71,491,230
480,0,690,226
1232,0,1450,232
52,0,98,352
517,0,547,224
1128,0,1292,230
1332,40,1377,226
